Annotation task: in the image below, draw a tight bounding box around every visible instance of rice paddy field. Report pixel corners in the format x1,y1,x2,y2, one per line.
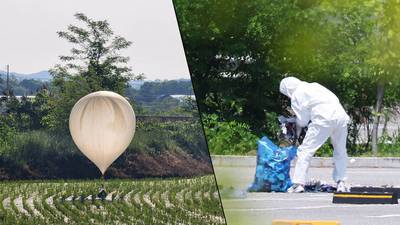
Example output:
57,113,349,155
0,175,225,225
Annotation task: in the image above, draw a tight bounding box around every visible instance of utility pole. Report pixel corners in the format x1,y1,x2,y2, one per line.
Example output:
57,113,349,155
6,64,10,96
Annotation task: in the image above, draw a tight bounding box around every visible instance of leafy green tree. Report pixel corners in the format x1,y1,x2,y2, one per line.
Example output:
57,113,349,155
47,13,140,132
174,0,289,132
32,89,52,129
0,96,30,130
174,0,400,155
0,88,50,131
364,0,400,154
54,13,141,93
0,115,16,155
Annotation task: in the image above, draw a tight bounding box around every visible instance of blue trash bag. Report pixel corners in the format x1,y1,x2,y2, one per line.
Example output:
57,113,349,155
247,136,297,192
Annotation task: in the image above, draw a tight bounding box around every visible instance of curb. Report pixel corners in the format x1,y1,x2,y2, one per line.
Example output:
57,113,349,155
211,155,400,168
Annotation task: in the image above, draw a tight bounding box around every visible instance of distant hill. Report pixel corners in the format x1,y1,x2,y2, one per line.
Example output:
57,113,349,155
0,70,193,97
0,70,51,81
0,71,190,85
129,79,191,90
129,80,145,89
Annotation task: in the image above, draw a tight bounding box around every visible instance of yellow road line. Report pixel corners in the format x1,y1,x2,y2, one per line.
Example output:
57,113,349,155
334,194,392,199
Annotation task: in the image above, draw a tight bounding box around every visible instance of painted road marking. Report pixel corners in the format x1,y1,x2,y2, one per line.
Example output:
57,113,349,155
225,204,397,212
347,171,400,173
334,194,393,199
224,197,329,201
248,194,331,197
366,214,400,218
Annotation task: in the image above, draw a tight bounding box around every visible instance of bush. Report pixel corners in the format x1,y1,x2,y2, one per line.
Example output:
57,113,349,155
0,116,17,155
373,132,400,157
128,120,208,157
314,142,334,157
262,112,281,142
0,130,78,165
202,114,258,155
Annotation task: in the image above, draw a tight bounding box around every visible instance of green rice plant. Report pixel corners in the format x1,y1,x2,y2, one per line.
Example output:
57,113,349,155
0,176,224,225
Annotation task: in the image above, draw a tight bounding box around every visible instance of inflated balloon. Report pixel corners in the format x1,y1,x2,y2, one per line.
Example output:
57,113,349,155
69,91,136,174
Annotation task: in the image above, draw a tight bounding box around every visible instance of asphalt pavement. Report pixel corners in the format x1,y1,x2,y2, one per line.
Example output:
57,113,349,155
214,166,400,225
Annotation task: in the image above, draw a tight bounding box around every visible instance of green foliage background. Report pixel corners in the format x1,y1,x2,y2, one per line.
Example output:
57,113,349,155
174,0,400,155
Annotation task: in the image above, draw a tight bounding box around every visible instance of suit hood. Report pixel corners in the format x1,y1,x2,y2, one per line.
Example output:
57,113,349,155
279,77,304,98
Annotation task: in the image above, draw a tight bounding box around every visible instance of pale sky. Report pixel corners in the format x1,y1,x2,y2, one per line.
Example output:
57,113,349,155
0,0,190,80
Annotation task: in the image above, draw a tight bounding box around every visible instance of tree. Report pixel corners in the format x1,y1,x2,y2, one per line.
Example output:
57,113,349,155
174,0,400,155
174,0,293,133
47,13,140,132
365,0,400,155
53,12,142,93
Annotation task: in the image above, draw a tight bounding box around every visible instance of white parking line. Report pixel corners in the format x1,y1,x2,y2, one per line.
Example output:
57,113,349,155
366,214,400,218
225,204,396,212
347,171,400,174
224,197,329,201
248,194,331,197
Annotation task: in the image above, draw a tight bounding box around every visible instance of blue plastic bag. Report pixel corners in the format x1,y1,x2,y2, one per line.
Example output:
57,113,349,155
248,136,297,192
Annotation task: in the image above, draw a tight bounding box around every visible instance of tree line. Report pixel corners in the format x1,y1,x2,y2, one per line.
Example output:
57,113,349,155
174,0,400,155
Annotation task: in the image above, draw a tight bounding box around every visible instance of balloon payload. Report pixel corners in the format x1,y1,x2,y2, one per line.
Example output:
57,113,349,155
248,136,297,192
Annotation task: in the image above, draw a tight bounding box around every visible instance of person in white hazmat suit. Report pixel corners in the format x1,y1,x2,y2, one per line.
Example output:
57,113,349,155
279,77,350,193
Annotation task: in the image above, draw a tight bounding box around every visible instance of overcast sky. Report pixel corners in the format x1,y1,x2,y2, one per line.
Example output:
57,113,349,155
0,0,190,80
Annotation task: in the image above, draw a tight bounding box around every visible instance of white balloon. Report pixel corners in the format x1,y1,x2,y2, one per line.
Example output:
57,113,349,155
69,91,136,174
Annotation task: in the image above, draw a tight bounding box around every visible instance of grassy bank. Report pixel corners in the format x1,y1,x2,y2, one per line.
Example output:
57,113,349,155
0,120,212,179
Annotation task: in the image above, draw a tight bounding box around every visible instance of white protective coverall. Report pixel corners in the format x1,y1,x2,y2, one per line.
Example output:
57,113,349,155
279,77,350,185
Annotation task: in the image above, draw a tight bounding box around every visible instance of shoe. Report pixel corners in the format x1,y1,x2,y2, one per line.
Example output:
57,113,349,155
336,180,347,192
287,183,305,193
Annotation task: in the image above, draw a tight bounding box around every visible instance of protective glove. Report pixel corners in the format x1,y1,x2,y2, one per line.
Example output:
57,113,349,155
296,125,302,139
295,139,302,147
286,106,295,116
